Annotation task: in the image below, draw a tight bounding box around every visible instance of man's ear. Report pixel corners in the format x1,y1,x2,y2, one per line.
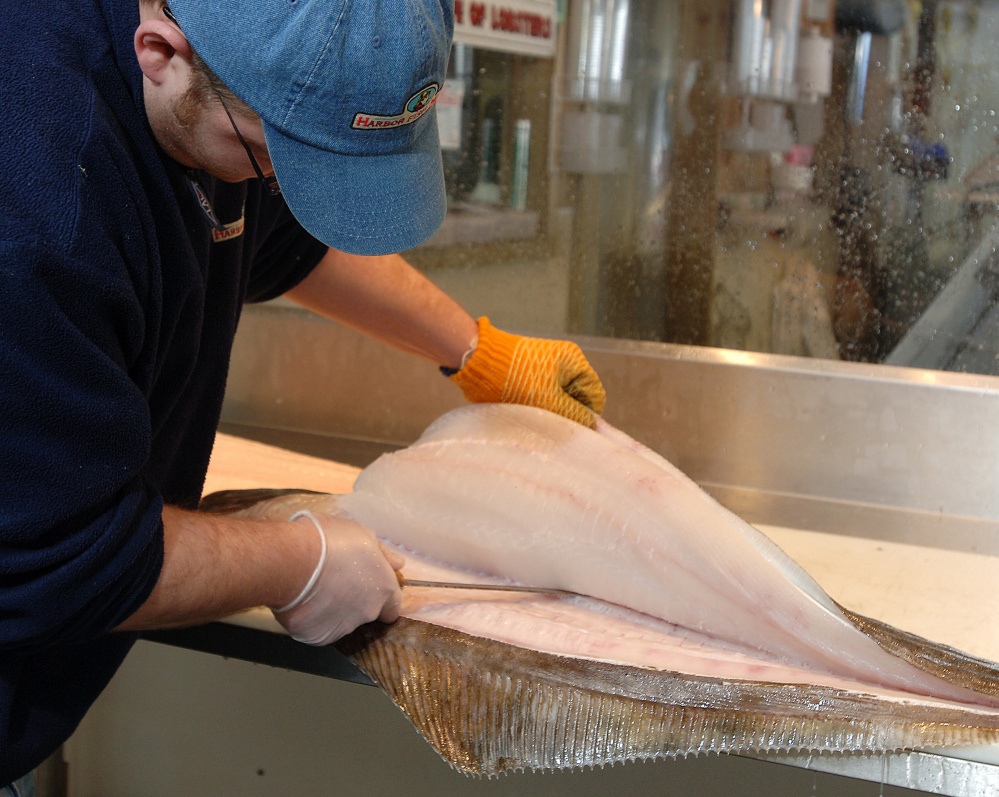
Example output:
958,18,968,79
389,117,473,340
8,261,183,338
134,20,193,85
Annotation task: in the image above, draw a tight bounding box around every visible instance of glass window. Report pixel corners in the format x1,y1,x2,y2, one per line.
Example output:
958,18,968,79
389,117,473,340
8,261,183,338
410,0,999,376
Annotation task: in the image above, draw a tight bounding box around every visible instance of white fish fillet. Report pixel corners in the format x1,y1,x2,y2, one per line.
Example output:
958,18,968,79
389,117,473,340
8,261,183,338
334,404,995,708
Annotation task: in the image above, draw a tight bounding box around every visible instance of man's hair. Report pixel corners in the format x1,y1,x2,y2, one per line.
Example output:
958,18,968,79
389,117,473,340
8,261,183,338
179,50,251,127
141,0,252,126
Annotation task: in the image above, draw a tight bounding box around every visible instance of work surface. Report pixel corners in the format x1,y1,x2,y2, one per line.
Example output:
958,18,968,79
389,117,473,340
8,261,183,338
205,431,999,665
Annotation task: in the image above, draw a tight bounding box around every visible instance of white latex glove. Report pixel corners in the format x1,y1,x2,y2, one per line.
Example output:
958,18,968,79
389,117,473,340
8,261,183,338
273,510,404,646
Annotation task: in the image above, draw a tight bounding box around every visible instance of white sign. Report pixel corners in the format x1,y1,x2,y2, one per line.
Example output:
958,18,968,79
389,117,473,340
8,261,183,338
437,80,466,150
453,0,558,59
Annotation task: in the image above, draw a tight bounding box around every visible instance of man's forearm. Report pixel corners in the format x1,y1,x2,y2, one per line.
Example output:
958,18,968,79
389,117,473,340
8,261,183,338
284,249,479,370
114,505,319,631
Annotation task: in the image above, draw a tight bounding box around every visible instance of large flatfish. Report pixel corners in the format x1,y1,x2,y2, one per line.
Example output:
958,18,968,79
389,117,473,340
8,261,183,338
202,404,999,775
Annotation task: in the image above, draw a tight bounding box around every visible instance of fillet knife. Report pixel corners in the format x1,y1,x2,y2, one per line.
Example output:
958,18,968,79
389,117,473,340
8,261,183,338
397,573,572,596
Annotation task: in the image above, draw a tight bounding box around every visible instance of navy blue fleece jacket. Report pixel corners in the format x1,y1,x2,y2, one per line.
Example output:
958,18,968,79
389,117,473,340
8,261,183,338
0,0,328,782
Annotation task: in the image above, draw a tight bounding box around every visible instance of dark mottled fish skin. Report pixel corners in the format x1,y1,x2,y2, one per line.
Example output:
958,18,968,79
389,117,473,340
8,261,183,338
839,605,999,700
340,618,999,775
199,488,324,515
202,489,999,776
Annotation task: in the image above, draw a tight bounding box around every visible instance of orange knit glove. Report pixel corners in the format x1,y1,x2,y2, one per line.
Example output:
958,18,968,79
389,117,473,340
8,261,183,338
446,318,606,428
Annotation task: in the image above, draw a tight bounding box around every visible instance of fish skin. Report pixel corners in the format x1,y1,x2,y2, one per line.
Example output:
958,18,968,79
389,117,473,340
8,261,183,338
201,405,999,774
338,618,999,775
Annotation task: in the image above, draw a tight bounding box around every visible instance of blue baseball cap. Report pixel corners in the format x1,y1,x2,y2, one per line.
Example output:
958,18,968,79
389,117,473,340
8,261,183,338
166,0,454,256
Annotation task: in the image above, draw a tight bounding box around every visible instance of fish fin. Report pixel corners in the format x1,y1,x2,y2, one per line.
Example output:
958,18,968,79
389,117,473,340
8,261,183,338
338,619,999,776
199,489,344,521
199,488,326,514
841,603,999,701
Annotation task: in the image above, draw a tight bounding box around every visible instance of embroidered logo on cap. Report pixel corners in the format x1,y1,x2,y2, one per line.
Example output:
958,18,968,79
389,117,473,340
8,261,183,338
352,84,440,130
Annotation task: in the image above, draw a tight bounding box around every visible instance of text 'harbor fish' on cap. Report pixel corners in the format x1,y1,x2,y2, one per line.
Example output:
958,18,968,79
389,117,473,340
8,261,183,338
165,0,455,255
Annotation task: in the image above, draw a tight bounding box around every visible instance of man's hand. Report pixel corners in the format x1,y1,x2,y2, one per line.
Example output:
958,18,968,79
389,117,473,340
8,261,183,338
273,510,403,646
446,317,606,428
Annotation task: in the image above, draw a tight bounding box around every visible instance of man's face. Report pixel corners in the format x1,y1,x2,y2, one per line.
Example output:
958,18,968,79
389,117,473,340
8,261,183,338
135,4,277,184
162,86,276,184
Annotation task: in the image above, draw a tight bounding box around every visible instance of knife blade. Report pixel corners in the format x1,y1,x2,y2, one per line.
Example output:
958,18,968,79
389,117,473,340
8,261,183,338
397,574,573,596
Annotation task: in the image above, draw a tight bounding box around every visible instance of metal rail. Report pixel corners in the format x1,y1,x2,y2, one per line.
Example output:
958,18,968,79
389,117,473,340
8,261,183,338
750,750,999,796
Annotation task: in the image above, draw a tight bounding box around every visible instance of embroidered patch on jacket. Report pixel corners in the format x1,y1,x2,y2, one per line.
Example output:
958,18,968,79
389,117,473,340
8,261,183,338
352,84,440,130
212,216,245,243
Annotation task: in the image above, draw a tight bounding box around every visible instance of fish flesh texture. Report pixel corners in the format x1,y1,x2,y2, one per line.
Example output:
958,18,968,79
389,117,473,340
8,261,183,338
203,405,999,775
